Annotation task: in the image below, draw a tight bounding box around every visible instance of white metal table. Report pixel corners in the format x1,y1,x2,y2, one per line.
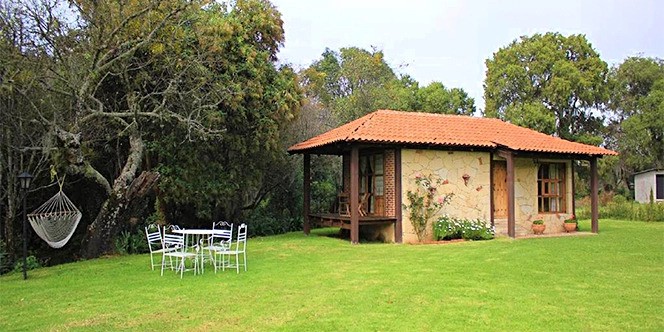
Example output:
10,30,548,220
173,229,229,273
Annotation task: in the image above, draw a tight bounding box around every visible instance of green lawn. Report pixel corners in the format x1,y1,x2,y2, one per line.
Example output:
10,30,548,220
1,219,663,331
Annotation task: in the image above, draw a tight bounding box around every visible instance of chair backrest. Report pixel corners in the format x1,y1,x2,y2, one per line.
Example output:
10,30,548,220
163,224,181,235
163,232,185,252
212,221,233,230
145,224,162,252
212,221,234,242
235,223,247,252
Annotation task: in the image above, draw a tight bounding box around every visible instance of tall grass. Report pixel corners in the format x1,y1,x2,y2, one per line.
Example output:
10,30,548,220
577,196,664,222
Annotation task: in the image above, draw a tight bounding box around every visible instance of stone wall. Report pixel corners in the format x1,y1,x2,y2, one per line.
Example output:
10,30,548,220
401,149,492,243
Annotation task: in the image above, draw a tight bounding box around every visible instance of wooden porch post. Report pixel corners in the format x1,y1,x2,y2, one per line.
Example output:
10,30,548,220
303,154,311,235
489,153,495,227
350,147,360,244
590,157,599,233
571,160,576,218
502,150,516,238
394,149,403,243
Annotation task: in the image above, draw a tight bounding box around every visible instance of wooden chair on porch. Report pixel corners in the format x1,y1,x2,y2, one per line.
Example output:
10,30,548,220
338,193,350,217
338,192,371,217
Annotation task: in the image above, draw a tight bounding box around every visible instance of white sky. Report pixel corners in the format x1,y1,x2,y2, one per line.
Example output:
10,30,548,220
271,0,663,111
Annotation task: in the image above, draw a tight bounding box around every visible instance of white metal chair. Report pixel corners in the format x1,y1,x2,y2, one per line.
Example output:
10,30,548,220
218,223,247,273
161,230,199,278
144,223,169,270
203,221,233,272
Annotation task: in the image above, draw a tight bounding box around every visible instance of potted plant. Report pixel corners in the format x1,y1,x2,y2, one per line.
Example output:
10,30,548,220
531,219,546,235
563,215,577,232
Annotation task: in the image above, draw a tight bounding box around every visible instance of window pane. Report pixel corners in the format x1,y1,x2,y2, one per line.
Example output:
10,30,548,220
375,176,384,195
374,154,384,174
657,174,664,200
550,164,559,179
360,157,367,176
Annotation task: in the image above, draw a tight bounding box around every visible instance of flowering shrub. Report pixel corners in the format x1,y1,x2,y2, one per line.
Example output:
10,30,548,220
433,215,495,241
403,173,453,242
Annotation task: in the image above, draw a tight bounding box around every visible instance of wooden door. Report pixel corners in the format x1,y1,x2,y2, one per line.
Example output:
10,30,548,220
492,161,508,218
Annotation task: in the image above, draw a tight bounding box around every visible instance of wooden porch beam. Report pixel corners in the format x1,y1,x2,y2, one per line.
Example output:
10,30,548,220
498,149,516,238
590,157,599,233
350,147,360,244
394,149,403,243
303,154,311,235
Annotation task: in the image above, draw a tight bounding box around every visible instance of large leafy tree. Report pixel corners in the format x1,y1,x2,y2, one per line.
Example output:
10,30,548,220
301,47,475,125
484,33,609,144
602,57,664,191
0,0,301,259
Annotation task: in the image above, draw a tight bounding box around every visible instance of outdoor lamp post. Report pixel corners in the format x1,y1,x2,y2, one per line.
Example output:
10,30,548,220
17,171,33,280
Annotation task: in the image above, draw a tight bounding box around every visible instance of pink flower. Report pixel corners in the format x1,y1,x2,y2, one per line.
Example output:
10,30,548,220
414,172,422,179
437,196,445,204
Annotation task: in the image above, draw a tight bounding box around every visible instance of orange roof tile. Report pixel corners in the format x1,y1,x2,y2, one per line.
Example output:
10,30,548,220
288,110,617,156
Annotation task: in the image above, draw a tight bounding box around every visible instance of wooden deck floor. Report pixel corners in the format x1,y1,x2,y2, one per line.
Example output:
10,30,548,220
309,213,396,229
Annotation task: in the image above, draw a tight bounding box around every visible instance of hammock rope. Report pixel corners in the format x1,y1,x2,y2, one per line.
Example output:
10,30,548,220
27,176,82,249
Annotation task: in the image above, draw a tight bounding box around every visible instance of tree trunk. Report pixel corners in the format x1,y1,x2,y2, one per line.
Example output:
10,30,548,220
2,136,17,259
80,133,159,259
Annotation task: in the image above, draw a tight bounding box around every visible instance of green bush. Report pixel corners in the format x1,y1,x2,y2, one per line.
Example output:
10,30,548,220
433,215,495,241
13,255,41,272
115,230,149,255
245,206,301,237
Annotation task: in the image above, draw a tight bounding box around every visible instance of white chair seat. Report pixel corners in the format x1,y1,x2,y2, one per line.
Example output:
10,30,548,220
161,232,200,278
213,223,247,273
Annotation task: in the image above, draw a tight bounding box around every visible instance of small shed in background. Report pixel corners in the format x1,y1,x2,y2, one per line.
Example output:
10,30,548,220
634,169,664,203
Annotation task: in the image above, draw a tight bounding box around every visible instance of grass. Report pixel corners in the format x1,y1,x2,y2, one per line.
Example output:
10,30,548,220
1,219,663,331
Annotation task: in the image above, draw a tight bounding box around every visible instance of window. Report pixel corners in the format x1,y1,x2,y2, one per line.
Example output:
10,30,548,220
656,174,664,200
359,152,385,214
538,163,566,213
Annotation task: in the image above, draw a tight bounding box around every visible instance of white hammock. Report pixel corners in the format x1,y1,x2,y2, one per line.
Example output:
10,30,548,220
27,184,82,249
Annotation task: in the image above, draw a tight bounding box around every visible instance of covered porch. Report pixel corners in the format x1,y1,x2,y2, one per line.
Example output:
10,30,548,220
297,144,403,244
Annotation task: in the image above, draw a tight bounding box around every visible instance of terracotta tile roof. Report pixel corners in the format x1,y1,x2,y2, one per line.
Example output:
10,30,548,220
288,110,617,156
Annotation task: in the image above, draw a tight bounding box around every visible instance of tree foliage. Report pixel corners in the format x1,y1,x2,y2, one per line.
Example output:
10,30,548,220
0,0,302,260
602,57,664,191
301,47,475,124
484,32,608,144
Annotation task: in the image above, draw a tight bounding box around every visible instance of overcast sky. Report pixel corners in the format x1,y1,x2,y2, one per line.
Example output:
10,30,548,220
271,0,663,111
